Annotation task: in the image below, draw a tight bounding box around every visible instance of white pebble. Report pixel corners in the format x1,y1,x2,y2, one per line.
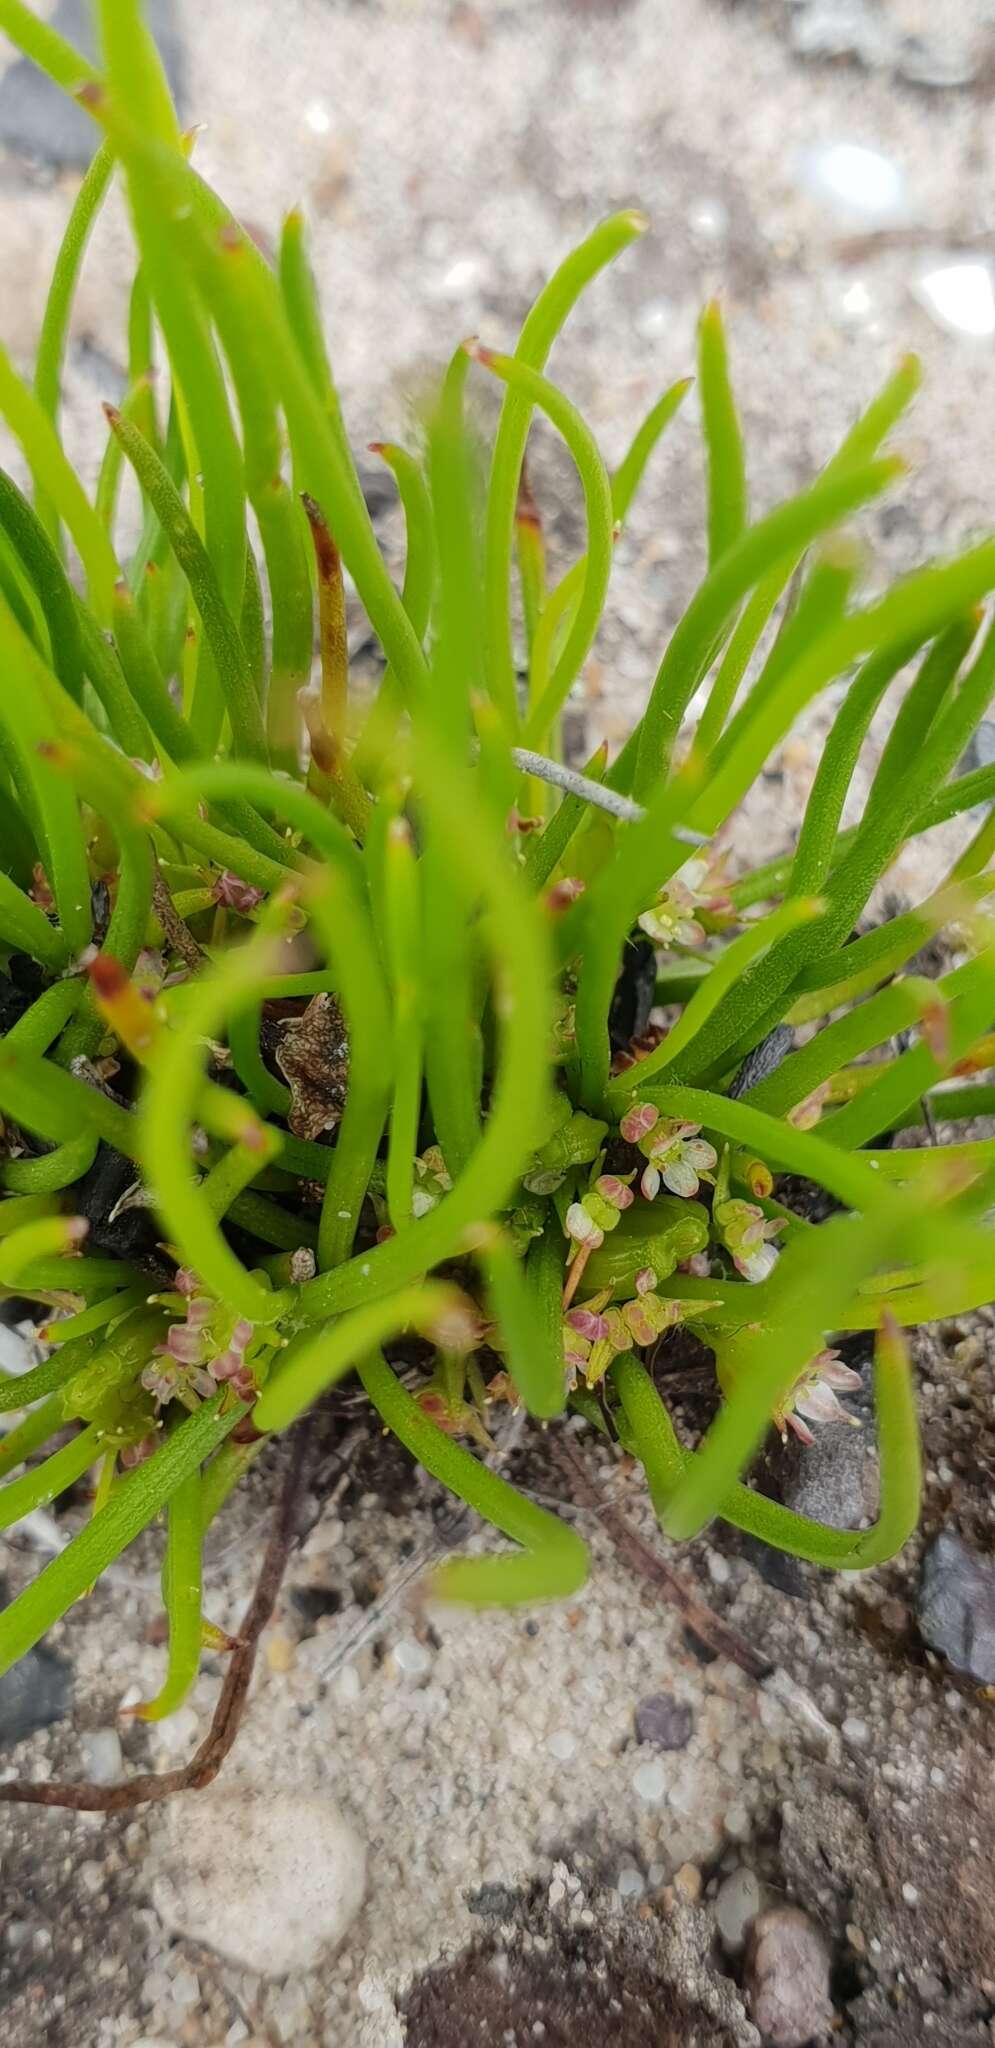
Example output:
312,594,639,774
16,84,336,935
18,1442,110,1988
334,1665,362,1706
616,1866,644,1898
393,1637,432,1679
842,1715,871,1749
79,1861,104,1897
724,1801,751,1842
902,1883,920,1907
706,1551,731,1585
547,1729,577,1762
81,1728,123,1784
714,1866,762,1950
632,1759,667,1804
154,1787,366,1975
169,1969,200,2011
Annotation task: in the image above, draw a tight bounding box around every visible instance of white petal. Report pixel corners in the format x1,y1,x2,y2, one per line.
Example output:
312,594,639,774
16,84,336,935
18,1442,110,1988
662,1159,699,1198
795,1381,844,1425
685,1140,718,1170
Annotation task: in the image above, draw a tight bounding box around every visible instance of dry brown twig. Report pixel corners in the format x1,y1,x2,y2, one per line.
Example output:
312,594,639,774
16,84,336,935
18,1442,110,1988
554,1436,771,1683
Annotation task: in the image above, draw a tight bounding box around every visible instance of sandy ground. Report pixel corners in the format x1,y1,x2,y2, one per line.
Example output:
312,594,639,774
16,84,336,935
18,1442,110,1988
1,2,995,2044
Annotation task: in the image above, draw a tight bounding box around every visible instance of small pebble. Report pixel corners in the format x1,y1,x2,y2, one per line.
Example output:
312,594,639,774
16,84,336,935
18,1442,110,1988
902,1883,919,1907
724,1801,751,1842
546,1729,577,1762
333,1665,362,1706
633,1692,693,1751
673,1861,702,1903
393,1638,432,1679
79,1860,104,1897
746,1907,833,2048
616,1865,644,1899
169,1966,201,2008
81,1728,123,1784
841,1714,871,1750
714,1866,762,1950
632,1759,667,1804
918,1530,995,1683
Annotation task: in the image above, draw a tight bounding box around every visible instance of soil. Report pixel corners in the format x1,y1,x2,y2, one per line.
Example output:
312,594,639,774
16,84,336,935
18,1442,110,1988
1,1,995,2044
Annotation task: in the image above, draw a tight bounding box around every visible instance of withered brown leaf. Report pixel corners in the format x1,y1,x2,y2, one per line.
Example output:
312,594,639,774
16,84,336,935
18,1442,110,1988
274,993,350,1142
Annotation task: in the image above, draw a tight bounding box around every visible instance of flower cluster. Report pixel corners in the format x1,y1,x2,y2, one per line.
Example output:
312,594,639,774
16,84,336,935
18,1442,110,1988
637,852,734,950
142,1268,259,1410
410,1146,453,1219
777,1348,863,1445
619,1101,718,1200
713,1198,785,1283
565,1173,634,1250
563,1267,681,1387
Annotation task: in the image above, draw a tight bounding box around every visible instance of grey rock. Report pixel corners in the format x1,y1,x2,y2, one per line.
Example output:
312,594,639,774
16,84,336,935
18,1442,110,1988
745,1906,833,2047
0,0,185,170
714,1866,763,1951
633,1691,694,1750
781,1415,876,1532
918,1529,995,1684
0,1643,71,1748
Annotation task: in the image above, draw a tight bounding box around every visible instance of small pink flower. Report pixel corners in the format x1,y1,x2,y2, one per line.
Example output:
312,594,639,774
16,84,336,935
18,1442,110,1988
634,1267,658,1295
565,1201,604,1250
565,1307,610,1344
546,876,585,915
644,1121,718,1199
620,1102,659,1146
779,1349,864,1445
163,1323,207,1367
213,870,265,914
594,1174,634,1211
715,1199,786,1283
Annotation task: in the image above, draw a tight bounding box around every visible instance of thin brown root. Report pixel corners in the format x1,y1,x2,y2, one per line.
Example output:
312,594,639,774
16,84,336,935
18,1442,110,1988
554,1437,770,1684
0,1422,312,1812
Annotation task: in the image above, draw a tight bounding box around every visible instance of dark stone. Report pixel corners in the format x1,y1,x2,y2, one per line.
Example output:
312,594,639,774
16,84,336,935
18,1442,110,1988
0,1643,71,1749
918,1529,995,1684
0,0,185,170
633,1691,693,1750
